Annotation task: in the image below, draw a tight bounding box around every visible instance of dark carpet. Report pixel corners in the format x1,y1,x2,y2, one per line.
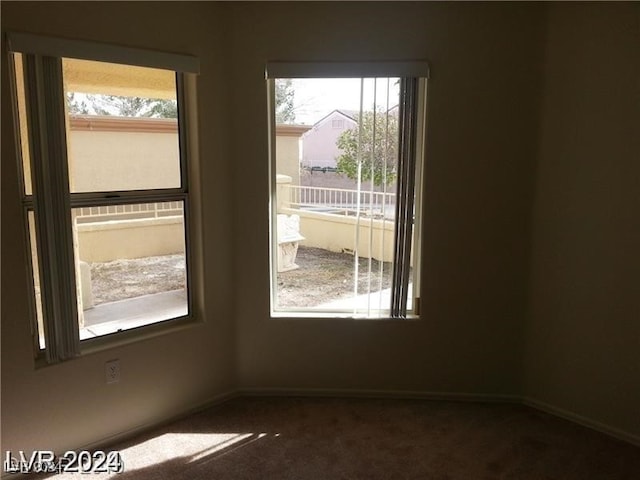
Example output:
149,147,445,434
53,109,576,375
40,396,639,479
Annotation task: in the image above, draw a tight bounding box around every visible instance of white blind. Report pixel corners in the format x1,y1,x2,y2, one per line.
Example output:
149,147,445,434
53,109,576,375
269,67,426,318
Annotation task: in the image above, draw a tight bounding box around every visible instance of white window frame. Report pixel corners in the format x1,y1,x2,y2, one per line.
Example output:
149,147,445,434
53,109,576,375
266,61,429,319
7,33,200,363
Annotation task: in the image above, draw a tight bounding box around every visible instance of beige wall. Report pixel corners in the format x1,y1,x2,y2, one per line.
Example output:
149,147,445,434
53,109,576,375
230,2,542,396
1,1,236,455
275,135,300,185
71,122,301,192
69,130,180,192
524,3,640,439
275,125,309,184
2,1,638,457
283,208,398,264
77,218,184,263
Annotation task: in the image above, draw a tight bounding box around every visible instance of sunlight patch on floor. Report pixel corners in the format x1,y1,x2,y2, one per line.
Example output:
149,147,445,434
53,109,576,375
117,432,254,472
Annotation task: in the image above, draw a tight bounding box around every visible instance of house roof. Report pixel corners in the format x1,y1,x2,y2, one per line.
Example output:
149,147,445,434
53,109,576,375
311,107,397,128
309,109,359,131
334,109,359,121
275,124,312,137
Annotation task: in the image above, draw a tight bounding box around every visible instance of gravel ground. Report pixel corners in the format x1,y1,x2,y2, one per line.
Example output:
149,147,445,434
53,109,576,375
276,246,393,308
90,254,186,305
89,247,394,308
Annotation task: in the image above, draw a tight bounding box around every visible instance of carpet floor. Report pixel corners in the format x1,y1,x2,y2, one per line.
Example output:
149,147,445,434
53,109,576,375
38,396,639,479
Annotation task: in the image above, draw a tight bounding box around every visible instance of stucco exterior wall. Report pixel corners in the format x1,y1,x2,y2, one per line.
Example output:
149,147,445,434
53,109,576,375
275,135,301,185
69,129,180,192
302,112,356,168
283,207,398,264
77,217,184,263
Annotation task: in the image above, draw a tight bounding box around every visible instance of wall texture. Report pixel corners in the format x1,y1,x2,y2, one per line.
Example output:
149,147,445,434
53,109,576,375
230,2,543,395
525,2,640,439
2,0,637,456
1,1,236,454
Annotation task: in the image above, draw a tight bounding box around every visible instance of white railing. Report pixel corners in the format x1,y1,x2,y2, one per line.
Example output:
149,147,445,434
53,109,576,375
75,202,183,224
287,185,396,219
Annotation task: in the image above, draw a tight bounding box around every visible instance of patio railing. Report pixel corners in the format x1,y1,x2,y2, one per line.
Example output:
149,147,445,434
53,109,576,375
286,185,396,219
75,201,183,224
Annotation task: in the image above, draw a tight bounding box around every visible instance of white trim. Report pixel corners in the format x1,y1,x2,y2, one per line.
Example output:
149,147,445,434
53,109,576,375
239,388,640,446
523,397,640,447
16,48,195,363
267,79,279,315
238,387,519,403
266,61,430,79
7,32,200,73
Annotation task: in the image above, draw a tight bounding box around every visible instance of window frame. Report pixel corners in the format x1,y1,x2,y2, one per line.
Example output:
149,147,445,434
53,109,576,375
266,62,429,320
7,33,200,363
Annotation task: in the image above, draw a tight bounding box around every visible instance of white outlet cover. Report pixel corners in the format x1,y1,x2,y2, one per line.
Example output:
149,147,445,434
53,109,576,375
105,359,120,384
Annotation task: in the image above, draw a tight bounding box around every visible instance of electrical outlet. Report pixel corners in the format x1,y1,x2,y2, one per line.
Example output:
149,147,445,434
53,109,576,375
105,359,120,384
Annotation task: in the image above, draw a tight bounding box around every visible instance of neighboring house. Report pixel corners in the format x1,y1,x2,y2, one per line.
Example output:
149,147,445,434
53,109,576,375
301,109,358,169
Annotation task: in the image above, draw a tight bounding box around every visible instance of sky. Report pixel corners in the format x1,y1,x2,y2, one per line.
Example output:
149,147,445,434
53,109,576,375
67,77,400,125
291,78,400,125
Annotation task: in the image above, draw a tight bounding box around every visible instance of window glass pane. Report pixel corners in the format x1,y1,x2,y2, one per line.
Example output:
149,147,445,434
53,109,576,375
13,54,33,196
27,211,45,349
62,58,180,193
273,77,409,315
73,201,188,339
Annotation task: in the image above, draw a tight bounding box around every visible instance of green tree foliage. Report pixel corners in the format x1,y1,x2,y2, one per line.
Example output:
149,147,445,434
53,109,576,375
66,93,90,115
275,78,295,124
66,93,177,118
336,110,398,186
68,79,292,122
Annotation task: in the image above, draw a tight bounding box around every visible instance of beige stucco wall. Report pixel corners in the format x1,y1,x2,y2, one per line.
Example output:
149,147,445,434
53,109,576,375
275,135,301,185
69,129,180,192
70,123,302,193
77,217,184,263
282,207,399,264
63,58,176,99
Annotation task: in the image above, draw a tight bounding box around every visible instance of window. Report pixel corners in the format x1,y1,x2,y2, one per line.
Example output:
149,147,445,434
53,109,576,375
7,33,199,363
331,118,344,129
267,62,428,318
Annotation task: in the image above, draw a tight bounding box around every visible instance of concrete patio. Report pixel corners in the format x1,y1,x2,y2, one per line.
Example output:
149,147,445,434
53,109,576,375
80,289,187,340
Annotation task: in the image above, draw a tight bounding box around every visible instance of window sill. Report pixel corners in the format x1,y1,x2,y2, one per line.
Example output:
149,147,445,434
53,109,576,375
270,311,421,322
34,315,202,368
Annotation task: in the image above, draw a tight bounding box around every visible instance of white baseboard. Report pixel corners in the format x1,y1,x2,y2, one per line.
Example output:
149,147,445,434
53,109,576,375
239,387,638,447
238,386,520,403
523,396,640,447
